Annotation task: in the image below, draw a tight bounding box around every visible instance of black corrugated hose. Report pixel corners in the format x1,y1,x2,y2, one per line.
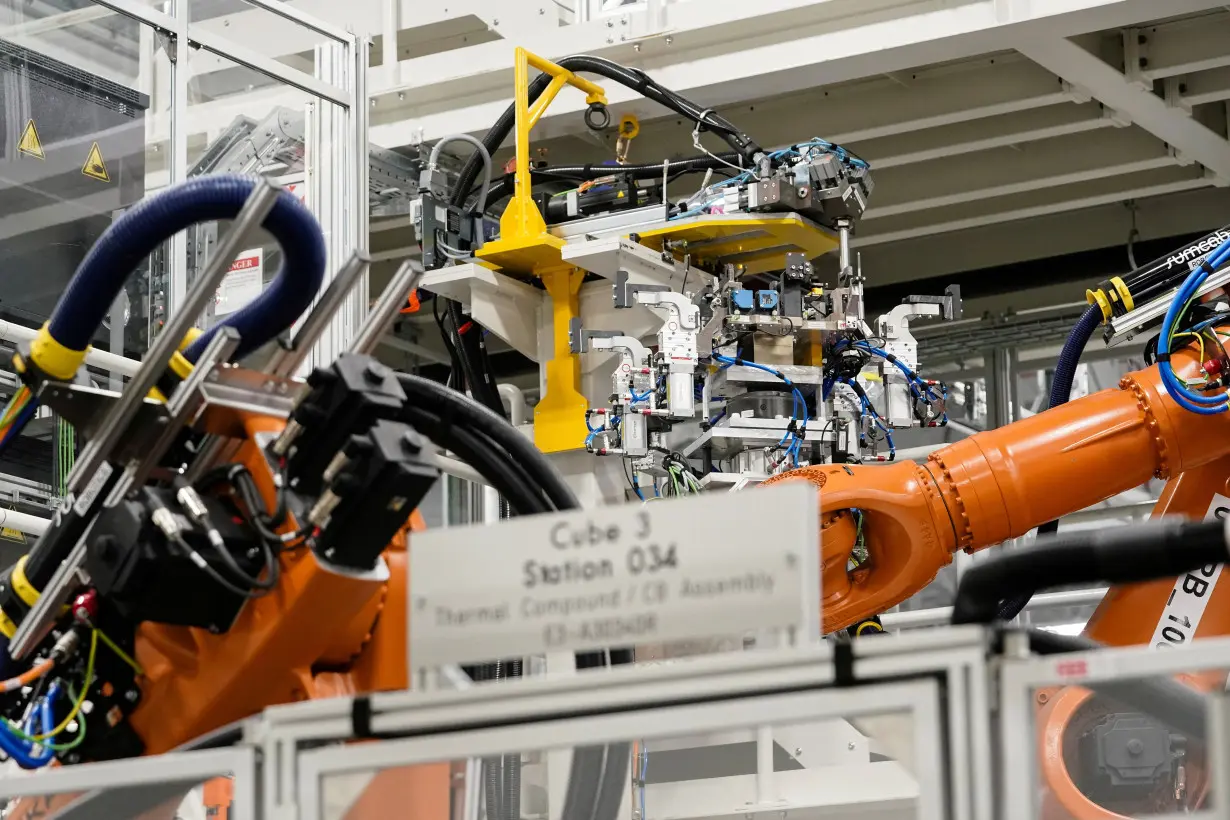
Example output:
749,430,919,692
954,517,1229,739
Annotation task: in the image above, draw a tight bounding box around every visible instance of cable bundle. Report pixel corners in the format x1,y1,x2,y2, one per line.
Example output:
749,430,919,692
1158,236,1230,414
711,353,808,467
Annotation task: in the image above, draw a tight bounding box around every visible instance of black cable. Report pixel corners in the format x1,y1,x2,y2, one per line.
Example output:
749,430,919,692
539,153,745,180
1020,628,1206,740
432,295,465,392
447,302,488,405
953,518,1228,625
593,742,631,820
397,373,581,511
171,533,274,600
402,406,552,515
451,56,761,208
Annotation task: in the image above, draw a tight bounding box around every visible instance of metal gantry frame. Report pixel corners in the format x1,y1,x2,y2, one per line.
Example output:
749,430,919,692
0,630,984,820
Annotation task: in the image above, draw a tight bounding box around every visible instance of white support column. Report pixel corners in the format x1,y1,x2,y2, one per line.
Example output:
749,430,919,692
168,0,190,319
382,0,399,86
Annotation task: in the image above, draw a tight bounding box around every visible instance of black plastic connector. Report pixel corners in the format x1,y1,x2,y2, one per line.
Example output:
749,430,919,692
278,354,407,497
84,487,264,632
311,420,440,571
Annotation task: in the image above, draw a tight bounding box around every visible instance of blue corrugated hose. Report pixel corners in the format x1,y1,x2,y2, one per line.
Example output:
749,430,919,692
50,174,325,363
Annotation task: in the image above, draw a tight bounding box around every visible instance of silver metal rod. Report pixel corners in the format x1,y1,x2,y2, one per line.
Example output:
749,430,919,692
68,179,280,495
349,259,423,356
880,588,1108,630
0,320,140,377
426,451,488,487
14,182,283,658
268,251,371,377
116,327,243,495
837,218,852,271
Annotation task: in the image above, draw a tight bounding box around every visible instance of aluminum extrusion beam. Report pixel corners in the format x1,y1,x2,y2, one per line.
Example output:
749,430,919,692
883,588,1108,630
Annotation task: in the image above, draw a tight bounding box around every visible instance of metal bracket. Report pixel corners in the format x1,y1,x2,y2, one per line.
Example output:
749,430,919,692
900,285,963,321
156,31,178,64
613,269,668,309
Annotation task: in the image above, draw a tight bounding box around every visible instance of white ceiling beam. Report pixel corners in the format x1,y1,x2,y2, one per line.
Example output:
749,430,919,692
617,56,1080,154
854,165,1213,247
370,0,1230,148
865,126,1172,217
864,103,1119,169
1135,11,1230,81
1180,66,1230,108
0,5,110,37
1018,37,1230,182
853,182,1230,287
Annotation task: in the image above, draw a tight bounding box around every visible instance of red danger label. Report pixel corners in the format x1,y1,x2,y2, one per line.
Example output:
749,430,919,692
229,256,259,272
1054,660,1088,678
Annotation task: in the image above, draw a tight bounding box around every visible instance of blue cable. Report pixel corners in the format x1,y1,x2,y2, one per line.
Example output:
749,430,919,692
0,682,59,769
631,481,646,502
51,175,324,362
640,746,649,820
631,376,665,404
1158,244,1230,414
713,352,811,462
846,378,896,460
838,339,936,400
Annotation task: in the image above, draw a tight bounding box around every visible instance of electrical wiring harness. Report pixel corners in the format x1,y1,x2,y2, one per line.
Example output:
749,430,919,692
1158,235,1230,414
711,352,809,468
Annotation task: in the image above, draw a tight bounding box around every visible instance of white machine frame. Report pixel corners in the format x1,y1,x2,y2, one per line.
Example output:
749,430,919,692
5,626,1230,819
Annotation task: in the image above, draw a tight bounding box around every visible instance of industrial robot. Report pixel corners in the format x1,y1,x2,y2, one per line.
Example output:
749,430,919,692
0,47,1222,820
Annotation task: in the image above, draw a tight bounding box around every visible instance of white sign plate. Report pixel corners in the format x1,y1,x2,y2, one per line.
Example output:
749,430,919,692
1149,492,1230,649
408,483,820,671
215,248,264,317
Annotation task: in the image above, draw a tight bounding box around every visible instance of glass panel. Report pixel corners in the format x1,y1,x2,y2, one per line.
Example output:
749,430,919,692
319,703,938,820
182,47,343,332
0,5,171,495
186,0,342,77
0,0,166,89
1028,671,1225,818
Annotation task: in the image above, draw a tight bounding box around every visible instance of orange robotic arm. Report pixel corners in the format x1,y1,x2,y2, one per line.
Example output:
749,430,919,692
767,341,1230,634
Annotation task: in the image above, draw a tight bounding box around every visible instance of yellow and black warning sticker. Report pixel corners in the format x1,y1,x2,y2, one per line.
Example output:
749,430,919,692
82,141,109,182
18,119,43,160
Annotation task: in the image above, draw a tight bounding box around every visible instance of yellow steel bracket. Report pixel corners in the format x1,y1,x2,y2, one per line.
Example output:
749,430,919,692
478,47,607,271
535,265,589,453
476,47,608,452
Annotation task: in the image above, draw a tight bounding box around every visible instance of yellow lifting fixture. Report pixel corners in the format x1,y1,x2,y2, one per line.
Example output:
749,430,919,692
477,47,608,454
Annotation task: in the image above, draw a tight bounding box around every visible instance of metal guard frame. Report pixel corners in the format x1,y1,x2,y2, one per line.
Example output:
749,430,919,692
87,0,368,370
998,631,1230,820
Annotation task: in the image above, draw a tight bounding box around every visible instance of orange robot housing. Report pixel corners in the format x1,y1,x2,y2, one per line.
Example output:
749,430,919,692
767,339,1230,818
